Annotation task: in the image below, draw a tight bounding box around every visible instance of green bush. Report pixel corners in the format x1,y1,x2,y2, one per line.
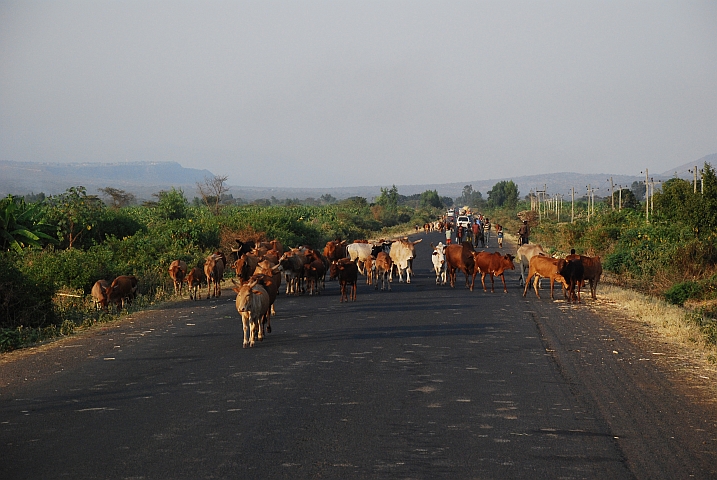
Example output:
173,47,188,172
0,253,57,329
665,281,703,306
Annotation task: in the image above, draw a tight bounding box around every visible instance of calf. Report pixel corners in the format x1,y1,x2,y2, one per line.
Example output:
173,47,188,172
558,257,584,303
336,258,358,302
566,253,603,299
186,267,204,300
304,259,326,295
91,279,110,311
373,251,393,291
168,260,187,295
430,242,447,285
105,275,139,311
522,256,569,300
472,252,515,293
232,279,271,348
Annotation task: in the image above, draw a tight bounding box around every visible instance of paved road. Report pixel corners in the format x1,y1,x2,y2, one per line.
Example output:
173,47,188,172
2,232,716,479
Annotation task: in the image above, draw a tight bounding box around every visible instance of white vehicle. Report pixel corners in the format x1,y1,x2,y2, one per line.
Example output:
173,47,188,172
456,215,473,229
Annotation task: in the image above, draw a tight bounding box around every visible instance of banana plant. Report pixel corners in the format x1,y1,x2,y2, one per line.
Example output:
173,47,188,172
0,195,57,252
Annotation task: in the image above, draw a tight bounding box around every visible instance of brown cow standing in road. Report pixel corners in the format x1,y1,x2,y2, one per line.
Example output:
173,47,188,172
168,260,187,295
373,251,393,291
204,253,225,298
566,252,603,300
444,242,476,290
472,252,515,293
186,267,204,300
522,256,569,300
558,257,584,303
336,258,358,302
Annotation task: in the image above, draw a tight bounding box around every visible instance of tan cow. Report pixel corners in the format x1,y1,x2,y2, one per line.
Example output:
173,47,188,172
233,278,271,348
522,256,569,300
516,244,548,286
91,279,110,311
168,260,187,295
389,238,423,284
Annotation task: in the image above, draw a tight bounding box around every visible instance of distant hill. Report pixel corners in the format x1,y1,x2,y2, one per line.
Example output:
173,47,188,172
0,160,213,200
1,155,713,202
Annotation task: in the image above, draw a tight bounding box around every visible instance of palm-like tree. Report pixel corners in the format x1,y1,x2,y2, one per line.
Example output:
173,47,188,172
0,195,57,252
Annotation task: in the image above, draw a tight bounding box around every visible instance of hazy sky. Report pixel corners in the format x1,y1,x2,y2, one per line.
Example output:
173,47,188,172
1,1,716,188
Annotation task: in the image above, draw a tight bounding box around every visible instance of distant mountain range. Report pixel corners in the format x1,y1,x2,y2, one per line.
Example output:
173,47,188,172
0,154,714,202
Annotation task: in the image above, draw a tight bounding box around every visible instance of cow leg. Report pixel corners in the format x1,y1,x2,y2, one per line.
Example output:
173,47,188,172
242,314,250,348
351,282,357,301
490,273,495,293
500,274,508,293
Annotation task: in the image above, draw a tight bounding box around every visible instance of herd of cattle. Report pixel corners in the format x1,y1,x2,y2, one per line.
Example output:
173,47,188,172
90,235,602,348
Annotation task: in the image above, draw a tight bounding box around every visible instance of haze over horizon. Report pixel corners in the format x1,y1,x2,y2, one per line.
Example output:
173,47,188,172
1,1,716,189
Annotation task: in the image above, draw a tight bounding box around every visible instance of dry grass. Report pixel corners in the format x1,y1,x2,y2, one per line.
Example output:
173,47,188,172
586,279,717,404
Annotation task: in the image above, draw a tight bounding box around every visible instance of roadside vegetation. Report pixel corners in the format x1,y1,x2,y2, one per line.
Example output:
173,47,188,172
2,165,717,355
0,181,446,351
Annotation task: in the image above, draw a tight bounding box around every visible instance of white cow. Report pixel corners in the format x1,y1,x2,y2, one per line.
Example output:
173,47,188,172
516,244,548,286
346,242,374,275
430,242,447,285
389,238,423,283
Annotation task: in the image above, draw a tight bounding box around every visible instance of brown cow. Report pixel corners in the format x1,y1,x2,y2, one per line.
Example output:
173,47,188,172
91,279,110,311
304,258,326,295
373,251,393,291
233,253,262,282
336,258,358,302
324,240,348,280
105,275,139,311
558,257,584,303
168,260,188,295
204,253,225,298
522,256,569,300
253,259,282,317
186,267,204,300
472,252,515,293
444,242,476,290
566,253,603,300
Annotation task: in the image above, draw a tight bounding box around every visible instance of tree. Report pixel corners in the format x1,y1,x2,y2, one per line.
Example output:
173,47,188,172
45,186,104,249
197,175,230,215
487,181,519,209
154,188,188,220
98,187,135,209
456,185,485,209
375,185,399,211
631,181,645,202
0,195,57,252
420,190,443,209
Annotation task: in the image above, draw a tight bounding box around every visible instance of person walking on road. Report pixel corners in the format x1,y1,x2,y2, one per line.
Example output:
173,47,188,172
518,220,530,245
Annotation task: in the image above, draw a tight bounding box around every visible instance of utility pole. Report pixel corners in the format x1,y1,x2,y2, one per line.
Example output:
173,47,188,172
571,187,575,223
610,177,614,210
641,169,649,223
618,185,622,211
586,185,591,222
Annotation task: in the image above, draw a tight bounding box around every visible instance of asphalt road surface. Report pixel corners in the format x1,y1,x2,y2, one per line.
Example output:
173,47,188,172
2,232,717,479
